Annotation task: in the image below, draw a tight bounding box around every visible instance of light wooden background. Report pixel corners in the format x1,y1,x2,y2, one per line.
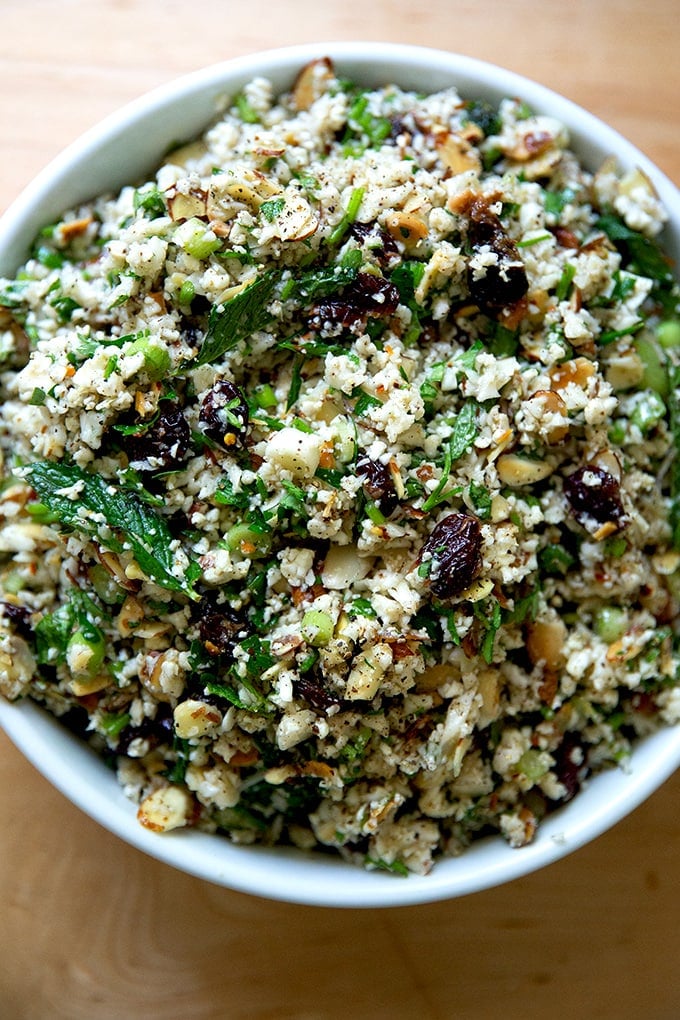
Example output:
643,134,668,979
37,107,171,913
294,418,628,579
1,2,679,1017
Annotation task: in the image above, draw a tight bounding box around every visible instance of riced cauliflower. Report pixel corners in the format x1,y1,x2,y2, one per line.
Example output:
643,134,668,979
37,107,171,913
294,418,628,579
1,58,679,875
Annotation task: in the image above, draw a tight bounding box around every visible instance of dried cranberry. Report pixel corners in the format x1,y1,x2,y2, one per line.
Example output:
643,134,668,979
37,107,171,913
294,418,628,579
563,465,627,532
349,222,399,265
421,513,483,599
198,604,248,658
553,733,588,802
466,198,528,312
314,272,400,328
117,707,174,754
125,403,191,472
295,674,343,712
1,601,32,638
199,380,249,446
356,455,399,517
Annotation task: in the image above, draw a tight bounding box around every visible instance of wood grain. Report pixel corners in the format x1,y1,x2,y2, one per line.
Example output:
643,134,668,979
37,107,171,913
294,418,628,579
1,2,679,1017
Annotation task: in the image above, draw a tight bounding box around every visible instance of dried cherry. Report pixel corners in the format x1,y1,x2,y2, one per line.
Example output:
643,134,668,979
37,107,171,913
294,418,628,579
563,464,627,532
126,403,191,472
199,380,249,446
466,198,528,312
314,272,400,328
421,512,483,599
357,455,399,517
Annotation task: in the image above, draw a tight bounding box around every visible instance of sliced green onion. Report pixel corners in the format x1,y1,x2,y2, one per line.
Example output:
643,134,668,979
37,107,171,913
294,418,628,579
301,609,334,647
657,320,680,349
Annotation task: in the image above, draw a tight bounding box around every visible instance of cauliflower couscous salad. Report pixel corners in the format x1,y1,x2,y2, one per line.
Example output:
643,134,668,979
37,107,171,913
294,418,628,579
1,58,679,876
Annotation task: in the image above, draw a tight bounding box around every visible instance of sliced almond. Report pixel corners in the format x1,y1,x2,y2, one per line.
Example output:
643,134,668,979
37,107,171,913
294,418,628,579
436,132,481,174
525,389,569,444
384,211,428,251
526,618,567,671
497,453,554,487
292,57,334,111
550,356,595,391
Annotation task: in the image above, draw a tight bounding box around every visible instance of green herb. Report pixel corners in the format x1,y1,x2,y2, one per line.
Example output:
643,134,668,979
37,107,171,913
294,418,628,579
31,244,65,269
595,211,676,310
282,262,359,303
478,599,502,665
505,587,540,625
389,260,426,345
213,477,251,510
421,447,460,513
234,92,259,124
260,198,285,222
34,586,104,667
544,186,577,217
104,356,118,380
215,804,268,833
345,93,392,149
279,479,308,517
489,324,519,357
25,460,200,599
0,280,29,309
590,270,637,308
100,712,131,739
346,597,377,620
516,233,552,249
555,263,576,302
28,387,46,406
50,293,81,323
278,336,348,359
205,679,256,711
315,466,345,488
449,401,478,461
164,737,192,783
464,99,501,137
34,602,77,666
327,186,365,245
286,355,304,410
240,633,277,682
599,320,644,346
133,185,166,219
455,340,485,375
515,100,534,120
420,362,445,410
537,543,575,576
468,480,492,519
338,726,372,765
196,270,280,366
390,260,425,304
352,387,382,417
365,856,409,877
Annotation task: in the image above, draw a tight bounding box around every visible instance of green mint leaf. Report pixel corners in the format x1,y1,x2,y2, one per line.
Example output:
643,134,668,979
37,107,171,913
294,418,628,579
25,460,200,599
352,387,382,417
450,401,478,461
196,270,280,366
260,198,285,222
283,263,359,304
468,480,492,519
596,212,674,284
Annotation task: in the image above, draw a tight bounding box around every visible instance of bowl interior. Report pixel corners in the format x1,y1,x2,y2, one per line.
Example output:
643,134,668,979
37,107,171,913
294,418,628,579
1,42,679,907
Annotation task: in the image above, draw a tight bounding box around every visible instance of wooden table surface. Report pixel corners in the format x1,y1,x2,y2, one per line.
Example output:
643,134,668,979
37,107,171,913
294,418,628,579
1,2,679,1017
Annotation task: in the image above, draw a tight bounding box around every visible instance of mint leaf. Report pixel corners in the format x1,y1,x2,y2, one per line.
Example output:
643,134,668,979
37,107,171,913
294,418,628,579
195,270,280,366
282,263,359,304
25,460,200,599
450,401,478,461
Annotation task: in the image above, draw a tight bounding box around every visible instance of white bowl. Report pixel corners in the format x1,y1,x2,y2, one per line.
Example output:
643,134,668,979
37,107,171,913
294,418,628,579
1,42,679,908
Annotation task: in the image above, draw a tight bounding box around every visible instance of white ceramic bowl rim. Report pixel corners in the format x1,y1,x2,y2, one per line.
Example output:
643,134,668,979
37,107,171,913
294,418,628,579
1,42,679,908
